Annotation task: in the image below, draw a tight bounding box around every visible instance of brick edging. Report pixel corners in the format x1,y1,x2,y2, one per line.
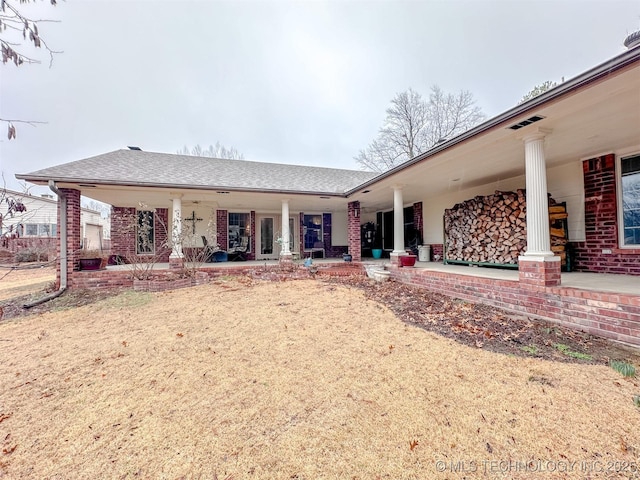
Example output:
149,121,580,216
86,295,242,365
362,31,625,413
391,267,640,347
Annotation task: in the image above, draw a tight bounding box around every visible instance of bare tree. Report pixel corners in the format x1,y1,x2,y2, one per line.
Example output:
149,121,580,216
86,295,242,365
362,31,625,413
518,80,559,104
177,142,245,160
82,199,110,218
423,86,485,148
356,85,485,172
1,0,61,139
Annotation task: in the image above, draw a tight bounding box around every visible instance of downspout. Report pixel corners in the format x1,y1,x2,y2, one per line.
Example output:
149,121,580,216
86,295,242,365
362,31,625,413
23,180,67,308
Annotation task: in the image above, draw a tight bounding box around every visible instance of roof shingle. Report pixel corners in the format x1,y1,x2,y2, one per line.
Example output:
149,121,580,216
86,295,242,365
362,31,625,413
18,150,378,195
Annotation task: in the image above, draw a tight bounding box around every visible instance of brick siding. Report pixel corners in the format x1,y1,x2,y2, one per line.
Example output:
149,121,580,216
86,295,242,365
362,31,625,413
216,210,228,250
348,201,361,261
413,201,423,242
56,188,81,289
110,207,170,262
431,244,444,262
111,207,137,259
572,153,640,275
155,208,170,262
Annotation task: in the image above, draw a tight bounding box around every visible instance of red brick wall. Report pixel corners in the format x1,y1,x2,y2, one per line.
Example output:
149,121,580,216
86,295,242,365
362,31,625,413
413,202,423,242
431,244,444,262
111,207,137,259
65,188,81,273
348,201,361,261
572,154,640,275
216,210,228,250
391,266,640,347
56,188,81,288
110,207,170,262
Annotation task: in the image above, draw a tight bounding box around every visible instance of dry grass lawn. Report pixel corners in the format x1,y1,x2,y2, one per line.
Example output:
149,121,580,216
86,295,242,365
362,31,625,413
0,265,55,302
0,274,639,479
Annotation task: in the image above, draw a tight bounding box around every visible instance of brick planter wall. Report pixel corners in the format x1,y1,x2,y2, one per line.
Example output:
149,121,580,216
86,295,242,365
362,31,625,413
391,266,640,347
572,153,640,275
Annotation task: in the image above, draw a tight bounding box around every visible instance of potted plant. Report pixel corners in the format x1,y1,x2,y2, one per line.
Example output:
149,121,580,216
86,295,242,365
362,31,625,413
400,254,417,267
78,249,108,271
371,226,383,259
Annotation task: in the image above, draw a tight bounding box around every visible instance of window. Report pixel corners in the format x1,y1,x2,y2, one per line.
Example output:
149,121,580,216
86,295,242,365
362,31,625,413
380,206,416,250
621,154,640,246
228,213,251,252
39,224,51,237
137,211,155,254
303,214,323,250
25,224,38,236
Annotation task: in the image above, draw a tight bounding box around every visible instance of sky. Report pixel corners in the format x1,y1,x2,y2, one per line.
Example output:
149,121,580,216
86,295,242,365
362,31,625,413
1,0,639,194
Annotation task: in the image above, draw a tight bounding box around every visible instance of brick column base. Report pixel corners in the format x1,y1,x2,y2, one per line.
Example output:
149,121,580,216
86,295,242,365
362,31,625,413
518,256,561,288
169,256,184,270
279,253,293,265
390,251,406,266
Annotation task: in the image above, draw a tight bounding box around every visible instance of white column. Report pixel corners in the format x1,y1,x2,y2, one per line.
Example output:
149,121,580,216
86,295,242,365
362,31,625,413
280,199,291,256
523,132,554,256
170,195,183,258
392,185,405,254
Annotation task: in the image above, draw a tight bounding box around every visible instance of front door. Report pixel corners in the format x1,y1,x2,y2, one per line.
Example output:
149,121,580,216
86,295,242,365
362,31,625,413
256,215,297,260
256,215,276,260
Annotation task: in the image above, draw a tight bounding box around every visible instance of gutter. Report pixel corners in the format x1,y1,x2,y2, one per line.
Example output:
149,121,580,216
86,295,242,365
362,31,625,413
23,180,67,307
346,45,640,196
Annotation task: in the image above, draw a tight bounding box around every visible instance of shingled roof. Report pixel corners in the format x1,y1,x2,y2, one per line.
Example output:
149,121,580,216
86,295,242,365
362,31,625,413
17,149,379,195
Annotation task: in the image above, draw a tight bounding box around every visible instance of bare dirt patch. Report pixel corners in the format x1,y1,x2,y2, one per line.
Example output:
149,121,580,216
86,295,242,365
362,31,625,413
0,274,639,479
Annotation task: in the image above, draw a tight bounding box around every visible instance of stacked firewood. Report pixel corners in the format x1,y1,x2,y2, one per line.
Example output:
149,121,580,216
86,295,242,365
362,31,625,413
549,203,569,267
444,190,567,265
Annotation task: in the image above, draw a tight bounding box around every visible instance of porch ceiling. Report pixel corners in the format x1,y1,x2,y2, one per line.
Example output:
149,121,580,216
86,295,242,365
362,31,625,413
349,60,640,213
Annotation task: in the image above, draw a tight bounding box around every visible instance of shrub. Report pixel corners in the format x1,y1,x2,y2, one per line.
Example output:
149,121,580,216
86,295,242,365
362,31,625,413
609,360,636,378
15,247,50,263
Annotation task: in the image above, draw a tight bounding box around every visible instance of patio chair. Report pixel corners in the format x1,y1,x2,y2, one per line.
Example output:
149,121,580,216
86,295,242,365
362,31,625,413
229,235,249,261
311,241,325,259
201,235,218,263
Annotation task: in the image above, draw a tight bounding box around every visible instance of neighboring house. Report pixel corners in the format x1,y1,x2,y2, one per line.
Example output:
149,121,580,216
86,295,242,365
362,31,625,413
1,189,110,251
15,42,640,345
